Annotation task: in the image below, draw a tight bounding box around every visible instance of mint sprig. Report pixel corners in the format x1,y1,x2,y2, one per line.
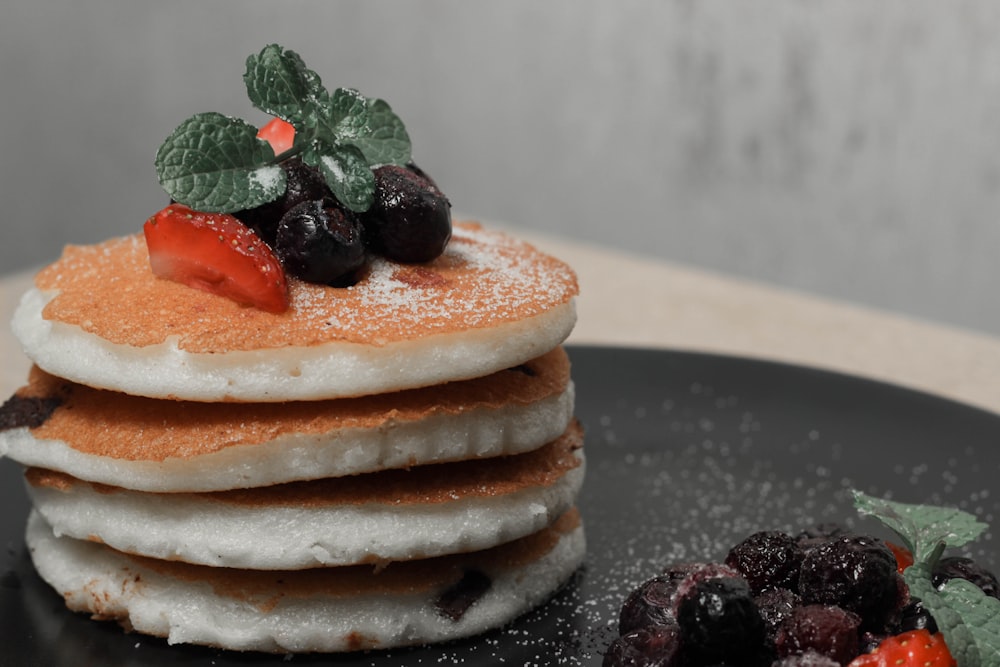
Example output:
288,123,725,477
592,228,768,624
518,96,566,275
155,44,411,214
852,490,1000,667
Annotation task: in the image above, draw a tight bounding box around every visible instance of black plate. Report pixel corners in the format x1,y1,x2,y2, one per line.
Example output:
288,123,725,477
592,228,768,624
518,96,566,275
3,346,999,666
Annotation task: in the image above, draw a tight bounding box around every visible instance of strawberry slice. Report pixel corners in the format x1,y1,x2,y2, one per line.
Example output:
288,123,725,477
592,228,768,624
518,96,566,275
144,204,289,313
257,117,295,155
885,541,915,573
848,629,956,667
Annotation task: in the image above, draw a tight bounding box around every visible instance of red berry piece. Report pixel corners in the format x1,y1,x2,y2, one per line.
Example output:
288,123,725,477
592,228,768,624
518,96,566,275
847,629,956,667
885,541,914,574
257,117,295,155
144,203,289,313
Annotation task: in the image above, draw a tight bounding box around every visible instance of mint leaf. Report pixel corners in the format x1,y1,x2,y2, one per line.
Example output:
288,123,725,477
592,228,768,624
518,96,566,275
243,44,322,126
348,98,411,166
905,562,1000,667
937,577,1000,666
852,490,987,563
853,490,1000,667
156,44,412,212
302,141,374,212
155,112,286,212
327,87,370,132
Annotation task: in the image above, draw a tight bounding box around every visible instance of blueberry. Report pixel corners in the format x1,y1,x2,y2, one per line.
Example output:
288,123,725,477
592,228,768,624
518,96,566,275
798,535,902,631
602,624,683,667
619,575,682,635
897,598,939,634
274,199,366,285
675,576,767,664
362,164,451,263
755,587,802,639
772,650,841,667
796,524,850,551
235,157,329,246
726,531,805,594
932,556,1000,599
774,604,860,666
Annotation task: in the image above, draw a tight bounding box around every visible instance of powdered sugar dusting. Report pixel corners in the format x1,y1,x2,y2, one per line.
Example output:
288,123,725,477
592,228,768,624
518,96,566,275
34,222,579,352
288,223,579,344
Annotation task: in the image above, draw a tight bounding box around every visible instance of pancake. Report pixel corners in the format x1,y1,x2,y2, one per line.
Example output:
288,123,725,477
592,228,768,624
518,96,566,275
25,423,584,569
26,508,585,652
11,222,579,402
0,347,574,492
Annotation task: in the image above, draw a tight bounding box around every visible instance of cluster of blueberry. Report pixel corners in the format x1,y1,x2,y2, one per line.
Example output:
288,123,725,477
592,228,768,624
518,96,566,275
235,157,452,287
604,525,998,667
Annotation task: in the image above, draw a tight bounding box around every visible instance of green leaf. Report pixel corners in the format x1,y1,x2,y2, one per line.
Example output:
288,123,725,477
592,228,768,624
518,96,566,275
939,578,1000,667
852,490,988,563
302,141,374,212
156,44,413,213
329,87,370,130
304,87,368,146
905,562,1000,667
350,98,411,166
854,490,1000,667
155,112,285,212
243,44,324,126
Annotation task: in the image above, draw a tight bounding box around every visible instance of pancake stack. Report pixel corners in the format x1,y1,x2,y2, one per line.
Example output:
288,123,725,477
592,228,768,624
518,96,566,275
0,221,584,653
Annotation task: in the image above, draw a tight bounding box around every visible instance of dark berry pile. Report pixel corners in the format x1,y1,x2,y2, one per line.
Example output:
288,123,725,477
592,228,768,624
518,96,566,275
234,158,452,286
604,524,998,667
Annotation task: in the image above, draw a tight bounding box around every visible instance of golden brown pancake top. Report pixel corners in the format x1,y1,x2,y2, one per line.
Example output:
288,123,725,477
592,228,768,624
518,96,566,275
13,347,570,462
26,420,584,507
34,222,578,353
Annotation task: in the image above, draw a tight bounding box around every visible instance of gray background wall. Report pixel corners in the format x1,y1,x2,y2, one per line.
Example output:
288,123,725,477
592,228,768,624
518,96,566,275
4,1,1000,334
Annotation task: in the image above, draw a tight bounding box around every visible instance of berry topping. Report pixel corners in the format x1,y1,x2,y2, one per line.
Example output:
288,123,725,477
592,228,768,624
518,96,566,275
143,203,289,313
773,651,842,667
847,629,956,667
726,530,806,594
363,164,452,263
897,599,939,634
756,587,802,636
798,535,904,631
274,199,367,286
602,624,683,667
151,45,457,302
886,541,915,574
932,556,1000,599
605,493,999,667
0,394,64,431
774,604,861,666
675,575,767,664
257,117,295,155
234,157,330,246
619,574,684,635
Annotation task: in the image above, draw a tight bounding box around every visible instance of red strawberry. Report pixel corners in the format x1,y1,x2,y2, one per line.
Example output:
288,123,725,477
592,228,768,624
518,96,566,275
144,203,289,313
257,117,295,155
848,629,956,667
886,541,915,573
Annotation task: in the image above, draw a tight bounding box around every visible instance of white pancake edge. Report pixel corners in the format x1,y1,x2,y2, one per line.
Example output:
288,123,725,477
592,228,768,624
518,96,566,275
26,511,586,653
0,383,574,492
12,287,576,401
27,450,584,569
